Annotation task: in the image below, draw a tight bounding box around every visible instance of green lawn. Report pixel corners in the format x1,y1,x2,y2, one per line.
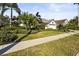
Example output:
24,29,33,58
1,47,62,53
16,34,26,40
4,33,79,56
18,30,63,41
0,29,63,43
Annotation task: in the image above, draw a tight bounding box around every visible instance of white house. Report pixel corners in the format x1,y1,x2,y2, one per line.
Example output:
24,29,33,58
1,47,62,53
45,20,56,29
45,19,68,29
17,18,68,30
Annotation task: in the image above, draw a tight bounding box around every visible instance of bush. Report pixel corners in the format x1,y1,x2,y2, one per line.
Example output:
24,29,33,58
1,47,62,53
57,24,63,30
0,31,18,45
64,16,78,30
16,29,27,34
45,29,57,31
31,30,40,34
64,22,78,30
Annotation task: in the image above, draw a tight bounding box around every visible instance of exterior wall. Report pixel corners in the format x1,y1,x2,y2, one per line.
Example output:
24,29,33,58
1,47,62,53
45,25,56,29
45,20,57,29
45,19,68,29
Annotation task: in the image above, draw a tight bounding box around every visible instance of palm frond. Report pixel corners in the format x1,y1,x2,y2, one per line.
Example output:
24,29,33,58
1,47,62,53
14,7,21,15
2,8,9,15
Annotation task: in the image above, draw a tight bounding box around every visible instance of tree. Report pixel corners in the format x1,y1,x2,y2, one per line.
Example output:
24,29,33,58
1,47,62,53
0,3,9,20
7,3,21,28
64,16,78,30
19,12,39,34
74,3,79,27
0,3,21,28
36,12,42,23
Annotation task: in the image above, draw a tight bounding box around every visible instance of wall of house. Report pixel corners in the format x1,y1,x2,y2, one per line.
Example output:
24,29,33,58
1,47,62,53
45,25,56,29
45,20,57,29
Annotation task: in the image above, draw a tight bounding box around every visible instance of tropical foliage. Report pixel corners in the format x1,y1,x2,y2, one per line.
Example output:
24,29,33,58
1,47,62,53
0,3,78,45
0,3,9,18
65,16,78,30
0,3,20,45
0,3,21,28
0,30,18,45
74,3,79,27
18,12,40,33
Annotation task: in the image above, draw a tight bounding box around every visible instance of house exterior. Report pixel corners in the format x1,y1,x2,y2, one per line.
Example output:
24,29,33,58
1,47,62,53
16,17,68,30
45,19,56,29
45,19,68,29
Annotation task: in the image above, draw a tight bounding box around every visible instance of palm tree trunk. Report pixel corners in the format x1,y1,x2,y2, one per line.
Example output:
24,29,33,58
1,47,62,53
78,4,79,27
1,7,3,16
10,4,12,28
1,5,4,20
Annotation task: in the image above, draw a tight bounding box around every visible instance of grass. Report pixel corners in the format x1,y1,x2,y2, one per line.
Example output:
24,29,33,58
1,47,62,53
19,30,63,41
0,29,63,42
16,34,26,40
4,33,79,56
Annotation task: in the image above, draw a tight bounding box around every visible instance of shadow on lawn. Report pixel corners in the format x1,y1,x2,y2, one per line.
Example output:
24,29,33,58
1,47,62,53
0,31,31,56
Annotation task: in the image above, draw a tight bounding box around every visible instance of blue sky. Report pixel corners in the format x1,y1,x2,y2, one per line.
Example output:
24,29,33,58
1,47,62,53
4,3,78,20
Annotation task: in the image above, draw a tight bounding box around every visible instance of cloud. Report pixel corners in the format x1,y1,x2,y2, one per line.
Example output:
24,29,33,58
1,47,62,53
29,6,41,14
40,11,77,20
27,6,46,16
4,3,77,20
49,3,77,13
27,3,77,20
4,9,19,17
49,4,63,12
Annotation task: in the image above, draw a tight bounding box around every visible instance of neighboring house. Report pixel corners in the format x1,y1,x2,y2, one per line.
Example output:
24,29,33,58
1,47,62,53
15,17,68,29
44,19,68,29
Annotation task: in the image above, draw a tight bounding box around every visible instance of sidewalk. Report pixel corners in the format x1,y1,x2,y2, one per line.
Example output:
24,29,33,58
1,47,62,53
0,30,79,55
76,53,79,56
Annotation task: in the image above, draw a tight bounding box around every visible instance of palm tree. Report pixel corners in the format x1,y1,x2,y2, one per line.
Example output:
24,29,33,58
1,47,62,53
36,12,42,23
0,3,9,20
0,3,21,28
19,12,39,34
7,3,21,28
74,3,79,27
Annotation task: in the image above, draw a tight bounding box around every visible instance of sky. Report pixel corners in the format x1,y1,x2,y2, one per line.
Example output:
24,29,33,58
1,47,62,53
4,3,78,20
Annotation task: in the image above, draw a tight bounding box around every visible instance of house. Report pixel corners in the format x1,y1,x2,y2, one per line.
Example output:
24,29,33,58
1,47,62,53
17,17,68,29
44,19,68,29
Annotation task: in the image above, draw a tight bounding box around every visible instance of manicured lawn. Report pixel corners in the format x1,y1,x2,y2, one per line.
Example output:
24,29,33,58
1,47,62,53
4,33,79,56
16,34,26,40
0,29,63,42
19,30,63,41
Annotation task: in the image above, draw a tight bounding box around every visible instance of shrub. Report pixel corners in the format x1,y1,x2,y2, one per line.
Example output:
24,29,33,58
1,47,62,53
16,29,27,34
64,22,77,30
0,31,18,45
64,16,78,30
57,24,63,29
31,30,40,34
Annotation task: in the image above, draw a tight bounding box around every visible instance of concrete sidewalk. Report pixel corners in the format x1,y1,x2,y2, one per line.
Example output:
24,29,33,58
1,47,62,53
0,30,79,55
76,53,79,56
